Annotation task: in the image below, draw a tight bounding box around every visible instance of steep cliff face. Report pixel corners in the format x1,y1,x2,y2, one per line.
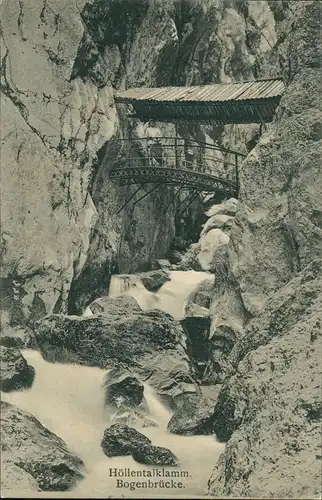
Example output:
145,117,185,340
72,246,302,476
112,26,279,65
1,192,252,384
0,0,289,327
207,2,322,497
209,0,322,363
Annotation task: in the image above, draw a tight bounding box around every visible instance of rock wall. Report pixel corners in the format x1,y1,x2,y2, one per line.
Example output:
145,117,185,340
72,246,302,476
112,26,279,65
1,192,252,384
1,0,290,326
207,1,322,497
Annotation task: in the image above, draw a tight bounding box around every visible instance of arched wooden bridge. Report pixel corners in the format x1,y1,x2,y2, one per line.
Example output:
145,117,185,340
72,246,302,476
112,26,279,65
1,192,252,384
108,137,245,213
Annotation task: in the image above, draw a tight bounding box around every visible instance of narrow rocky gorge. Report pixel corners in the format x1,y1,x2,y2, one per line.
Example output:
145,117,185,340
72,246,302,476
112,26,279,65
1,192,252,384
1,0,321,498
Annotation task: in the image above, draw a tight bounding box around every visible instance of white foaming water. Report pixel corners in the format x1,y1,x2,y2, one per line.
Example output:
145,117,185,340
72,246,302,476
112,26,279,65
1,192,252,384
2,350,224,499
3,270,223,498
109,275,133,296
110,270,211,320
154,271,212,320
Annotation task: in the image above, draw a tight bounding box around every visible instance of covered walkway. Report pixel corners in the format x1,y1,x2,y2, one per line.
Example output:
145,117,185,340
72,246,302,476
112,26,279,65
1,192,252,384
115,78,284,124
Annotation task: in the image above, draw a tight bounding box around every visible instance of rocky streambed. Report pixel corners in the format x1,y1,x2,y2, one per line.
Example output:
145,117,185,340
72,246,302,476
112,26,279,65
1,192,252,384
1,256,228,498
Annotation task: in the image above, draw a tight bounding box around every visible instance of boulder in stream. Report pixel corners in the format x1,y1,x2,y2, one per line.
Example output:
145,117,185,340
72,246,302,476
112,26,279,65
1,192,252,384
137,269,170,292
132,444,179,466
103,368,151,426
87,295,141,316
35,310,191,406
1,401,84,492
101,424,151,457
105,373,144,408
1,346,35,392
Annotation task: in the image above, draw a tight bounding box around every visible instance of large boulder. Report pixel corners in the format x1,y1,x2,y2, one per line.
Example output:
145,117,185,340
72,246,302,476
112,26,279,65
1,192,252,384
201,214,235,238
137,270,170,292
205,198,238,218
198,229,230,272
105,373,144,408
103,368,152,426
167,387,221,436
34,309,192,404
101,424,151,457
0,346,35,392
132,444,178,467
186,277,214,309
1,402,84,492
87,295,142,316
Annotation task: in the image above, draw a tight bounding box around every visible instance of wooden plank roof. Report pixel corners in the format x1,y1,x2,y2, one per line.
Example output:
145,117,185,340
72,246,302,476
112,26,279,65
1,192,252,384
115,78,284,124
116,78,284,104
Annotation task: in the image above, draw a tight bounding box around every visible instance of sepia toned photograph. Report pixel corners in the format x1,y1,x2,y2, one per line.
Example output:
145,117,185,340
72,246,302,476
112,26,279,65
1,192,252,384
0,0,321,498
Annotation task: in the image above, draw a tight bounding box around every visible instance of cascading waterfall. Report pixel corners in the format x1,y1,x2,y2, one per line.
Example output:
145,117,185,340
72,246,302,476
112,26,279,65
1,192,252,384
3,270,224,498
108,275,133,297
108,270,212,321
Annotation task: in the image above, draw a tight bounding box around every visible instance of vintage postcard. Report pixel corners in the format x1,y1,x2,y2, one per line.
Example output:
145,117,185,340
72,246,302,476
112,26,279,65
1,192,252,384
0,0,321,499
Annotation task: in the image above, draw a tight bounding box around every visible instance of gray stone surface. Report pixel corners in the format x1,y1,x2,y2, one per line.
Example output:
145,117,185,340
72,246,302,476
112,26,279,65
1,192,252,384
207,3,322,497
167,391,220,436
1,401,84,492
208,264,322,498
186,277,215,309
35,309,192,404
138,270,170,291
132,444,178,467
104,374,144,408
0,346,35,392
101,424,151,457
1,0,284,327
87,295,141,316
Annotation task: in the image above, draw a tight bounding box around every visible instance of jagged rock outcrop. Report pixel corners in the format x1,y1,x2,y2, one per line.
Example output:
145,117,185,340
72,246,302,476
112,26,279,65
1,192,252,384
209,0,322,370
1,0,290,329
0,346,35,392
1,401,84,492
197,199,238,272
207,2,322,497
0,0,178,326
103,369,152,426
207,262,322,498
200,198,237,237
179,199,237,273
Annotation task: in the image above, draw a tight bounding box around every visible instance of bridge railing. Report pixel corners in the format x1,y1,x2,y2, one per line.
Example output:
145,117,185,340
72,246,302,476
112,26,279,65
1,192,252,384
114,136,245,185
